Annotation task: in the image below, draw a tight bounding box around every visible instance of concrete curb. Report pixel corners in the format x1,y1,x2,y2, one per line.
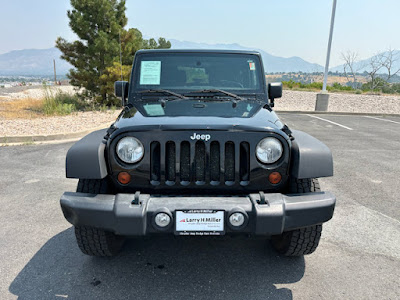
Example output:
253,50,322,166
0,123,110,145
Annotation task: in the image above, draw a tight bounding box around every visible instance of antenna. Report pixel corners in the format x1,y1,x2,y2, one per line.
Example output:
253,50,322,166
119,31,124,104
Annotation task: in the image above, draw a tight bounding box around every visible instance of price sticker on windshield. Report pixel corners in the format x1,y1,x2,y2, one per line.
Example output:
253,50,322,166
249,62,256,70
140,61,161,85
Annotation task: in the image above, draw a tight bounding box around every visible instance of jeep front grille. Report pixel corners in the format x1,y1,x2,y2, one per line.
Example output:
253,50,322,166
150,141,251,186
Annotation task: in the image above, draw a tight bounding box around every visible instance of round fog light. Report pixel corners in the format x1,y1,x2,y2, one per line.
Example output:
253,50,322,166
118,172,131,185
268,172,282,184
155,213,171,228
229,212,245,227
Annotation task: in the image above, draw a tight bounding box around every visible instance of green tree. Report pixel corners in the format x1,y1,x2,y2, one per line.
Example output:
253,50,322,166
56,0,171,106
142,37,171,50
100,61,131,103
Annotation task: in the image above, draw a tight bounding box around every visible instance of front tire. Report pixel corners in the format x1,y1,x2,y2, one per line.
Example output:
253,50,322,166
271,178,323,256
75,225,125,257
74,179,125,257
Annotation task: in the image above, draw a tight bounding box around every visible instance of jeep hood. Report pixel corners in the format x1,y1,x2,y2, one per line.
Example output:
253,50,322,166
112,100,285,133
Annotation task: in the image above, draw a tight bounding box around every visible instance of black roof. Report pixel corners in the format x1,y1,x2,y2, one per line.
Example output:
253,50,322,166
135,49,261,55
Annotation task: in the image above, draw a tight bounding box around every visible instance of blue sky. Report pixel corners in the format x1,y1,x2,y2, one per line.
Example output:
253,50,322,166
0,0,398,66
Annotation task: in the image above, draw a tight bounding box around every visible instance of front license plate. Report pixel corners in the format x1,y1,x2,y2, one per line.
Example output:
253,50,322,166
175,210,224,235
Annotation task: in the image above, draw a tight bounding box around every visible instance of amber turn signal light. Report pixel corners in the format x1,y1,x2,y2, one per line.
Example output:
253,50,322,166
118,172,131,184
268,172,282,184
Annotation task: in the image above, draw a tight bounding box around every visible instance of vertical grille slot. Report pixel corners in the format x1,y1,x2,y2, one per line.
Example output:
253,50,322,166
195,141,205,182
224,142,235,182
165,141,176,182
150,142,161,182
180,141,190,182
210,141,220,182
240,142,250,182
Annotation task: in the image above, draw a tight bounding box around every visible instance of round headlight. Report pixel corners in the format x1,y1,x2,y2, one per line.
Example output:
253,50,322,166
116,137,144,164
256,137,283,164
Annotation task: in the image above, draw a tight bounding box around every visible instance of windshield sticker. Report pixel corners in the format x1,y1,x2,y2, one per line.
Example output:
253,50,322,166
140,61,161,85
143,103,165,116
249,62,256,71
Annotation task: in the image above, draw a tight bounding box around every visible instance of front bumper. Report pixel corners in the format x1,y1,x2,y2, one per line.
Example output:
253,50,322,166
60,192,336,236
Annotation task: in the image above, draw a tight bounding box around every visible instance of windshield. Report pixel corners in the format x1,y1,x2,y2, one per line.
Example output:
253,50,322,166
131,52,264,95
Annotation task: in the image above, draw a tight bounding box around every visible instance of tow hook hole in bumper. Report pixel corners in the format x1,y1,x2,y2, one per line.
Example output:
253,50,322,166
227,208,249,231
151,208,173,231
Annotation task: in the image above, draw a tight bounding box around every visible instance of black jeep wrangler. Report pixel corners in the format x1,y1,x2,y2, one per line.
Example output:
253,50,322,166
60,49,335,257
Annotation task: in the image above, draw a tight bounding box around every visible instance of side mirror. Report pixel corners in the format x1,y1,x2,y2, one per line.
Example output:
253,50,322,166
114,81,129,106
268,82,282,107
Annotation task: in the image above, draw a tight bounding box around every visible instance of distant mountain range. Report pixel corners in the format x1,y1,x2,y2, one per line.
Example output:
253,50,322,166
0,48,71,76
169,39,324,73
1,41,397,76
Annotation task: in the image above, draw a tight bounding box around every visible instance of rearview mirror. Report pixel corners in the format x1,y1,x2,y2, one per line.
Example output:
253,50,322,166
114,81,129,106
267,82,282,108
268,82,282,100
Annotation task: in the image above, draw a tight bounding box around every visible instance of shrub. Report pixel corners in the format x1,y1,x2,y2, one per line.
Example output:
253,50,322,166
382,83,400,94
52,91,88,110
99,104,108,112
330,82,353,91
42,95,75,115
42,86,87,115
282,80,300,89
304,82,323,90
361,78,388,92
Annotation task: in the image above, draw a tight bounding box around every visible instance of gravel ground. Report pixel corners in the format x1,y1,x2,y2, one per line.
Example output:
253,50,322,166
275,90,400,114
0,86,119,136
0,86,76,101
0,111,120,136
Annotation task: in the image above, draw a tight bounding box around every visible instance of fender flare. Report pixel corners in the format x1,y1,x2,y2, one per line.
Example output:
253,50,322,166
290,130,333,179
66,129,108,179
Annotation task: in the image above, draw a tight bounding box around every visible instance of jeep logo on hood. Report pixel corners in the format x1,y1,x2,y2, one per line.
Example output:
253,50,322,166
190,133,211,142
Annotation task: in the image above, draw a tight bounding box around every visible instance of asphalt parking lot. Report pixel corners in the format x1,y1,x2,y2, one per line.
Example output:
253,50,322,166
0,113,399,300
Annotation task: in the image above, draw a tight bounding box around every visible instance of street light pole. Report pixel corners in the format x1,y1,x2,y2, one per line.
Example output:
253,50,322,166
322,0,337,91
316,0,337,111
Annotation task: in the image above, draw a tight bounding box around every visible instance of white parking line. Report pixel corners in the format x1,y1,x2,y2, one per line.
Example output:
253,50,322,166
306,114,353,130
364,116,400,125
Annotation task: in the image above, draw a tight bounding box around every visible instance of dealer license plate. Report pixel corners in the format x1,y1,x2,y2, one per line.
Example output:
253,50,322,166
175,210,224,235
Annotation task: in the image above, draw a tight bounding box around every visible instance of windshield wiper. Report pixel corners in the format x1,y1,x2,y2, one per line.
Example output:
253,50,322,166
139,89,187,99
185,89,243,101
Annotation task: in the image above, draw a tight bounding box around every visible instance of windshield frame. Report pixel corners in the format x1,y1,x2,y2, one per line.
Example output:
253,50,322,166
129,51,267,102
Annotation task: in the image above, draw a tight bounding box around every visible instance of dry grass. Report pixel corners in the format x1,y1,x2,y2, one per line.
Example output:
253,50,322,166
0,98,44,119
